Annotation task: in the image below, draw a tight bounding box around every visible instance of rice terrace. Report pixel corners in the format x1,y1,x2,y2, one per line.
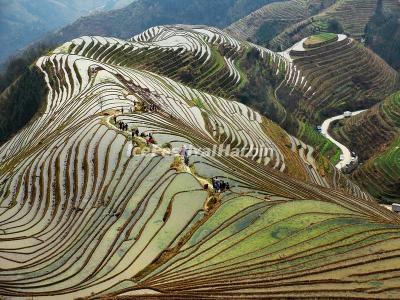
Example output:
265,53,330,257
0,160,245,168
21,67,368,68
0,0,400,299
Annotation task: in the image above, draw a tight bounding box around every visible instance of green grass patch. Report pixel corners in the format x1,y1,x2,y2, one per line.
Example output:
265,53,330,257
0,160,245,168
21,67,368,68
304,32,337,47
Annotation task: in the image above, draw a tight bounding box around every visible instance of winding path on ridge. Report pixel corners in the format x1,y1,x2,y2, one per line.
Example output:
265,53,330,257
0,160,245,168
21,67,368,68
320,110,366,170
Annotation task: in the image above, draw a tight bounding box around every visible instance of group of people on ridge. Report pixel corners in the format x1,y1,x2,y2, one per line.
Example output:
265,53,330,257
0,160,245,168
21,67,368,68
120,100,160,115
118,121,128,131
131,128,140,138
212,177,230,193
146,103,160,112
113,115,128,131
144,133,155,145
132,128,154,145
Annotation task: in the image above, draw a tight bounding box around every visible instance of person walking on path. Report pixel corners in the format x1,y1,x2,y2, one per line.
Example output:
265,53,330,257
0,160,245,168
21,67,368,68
147,133,154,145
183,146,189,166
215,180,220,193
179,145,187,157
146,135,154,146
212,177,220,193
220,180,226,192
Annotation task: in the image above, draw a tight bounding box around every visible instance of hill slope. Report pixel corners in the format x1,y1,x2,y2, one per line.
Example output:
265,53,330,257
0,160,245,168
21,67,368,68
279,33,399,122
225,0,336,46
225,0,400,71
269,0,400,56
41,0,280,49
0,25,399,299
332,91,400,202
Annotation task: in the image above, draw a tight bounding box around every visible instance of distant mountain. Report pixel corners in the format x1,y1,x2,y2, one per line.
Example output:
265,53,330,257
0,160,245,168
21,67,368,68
0,0,135,64
40,0,279,47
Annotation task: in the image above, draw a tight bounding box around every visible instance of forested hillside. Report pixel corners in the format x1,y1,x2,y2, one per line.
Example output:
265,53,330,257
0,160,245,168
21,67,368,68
0,66,47,144
365,0,400,70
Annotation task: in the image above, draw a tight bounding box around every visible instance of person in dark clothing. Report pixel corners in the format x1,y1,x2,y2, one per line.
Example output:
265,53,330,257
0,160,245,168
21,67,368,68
220,180,226,192
147,133,154,144
113,115,117,124
226,182,230,190
125,124,128,131
135,129,139,137
215,180,220,193
184,156,189,166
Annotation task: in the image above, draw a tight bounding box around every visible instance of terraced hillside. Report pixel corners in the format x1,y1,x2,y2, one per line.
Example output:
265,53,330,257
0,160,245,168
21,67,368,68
225,0,336,47
0,26,400,299
56,27,378,176
319,0,400,39
270,0,400,50
278,34,398,122
227,0,400,55
353,138,400,203
331,91,400,202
